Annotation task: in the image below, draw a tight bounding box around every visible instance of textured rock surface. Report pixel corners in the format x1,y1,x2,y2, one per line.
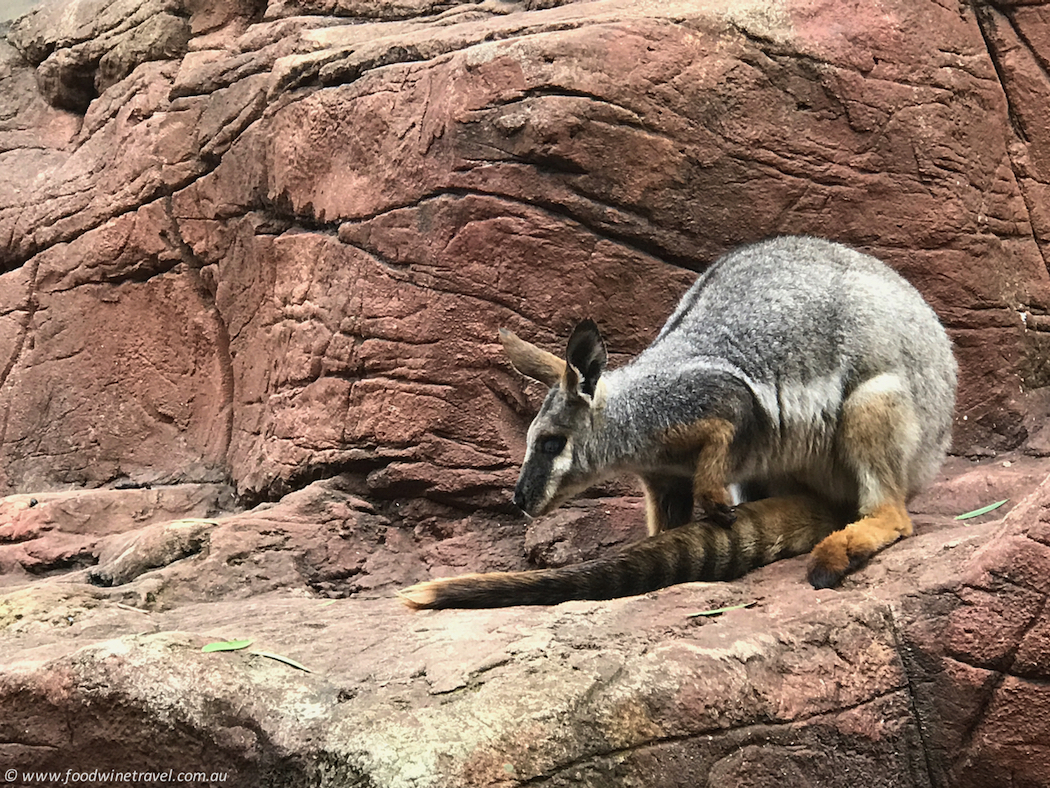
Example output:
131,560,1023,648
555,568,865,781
902,469,1050,788
0,458,1047,787
2,0,1050,785
2,0,1049,501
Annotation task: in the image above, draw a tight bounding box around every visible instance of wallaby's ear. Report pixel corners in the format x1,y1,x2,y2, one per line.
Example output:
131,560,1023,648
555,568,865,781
564,319,607,400
499,328,566,386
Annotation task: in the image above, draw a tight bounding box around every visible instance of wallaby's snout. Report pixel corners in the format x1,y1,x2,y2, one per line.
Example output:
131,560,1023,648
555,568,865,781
512,473,543,517
512,487,530,516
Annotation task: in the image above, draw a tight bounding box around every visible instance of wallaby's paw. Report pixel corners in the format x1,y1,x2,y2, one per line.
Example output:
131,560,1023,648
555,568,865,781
806,517,901,588
806,532,850,589
708,502,738,528
807,559,844,589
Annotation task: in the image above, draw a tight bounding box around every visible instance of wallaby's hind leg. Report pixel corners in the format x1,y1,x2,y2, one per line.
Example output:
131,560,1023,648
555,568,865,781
807,375,919,589
807,502,912,588
641,475,694,536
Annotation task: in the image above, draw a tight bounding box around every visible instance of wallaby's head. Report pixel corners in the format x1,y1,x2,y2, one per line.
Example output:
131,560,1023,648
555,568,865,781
500,320,609,517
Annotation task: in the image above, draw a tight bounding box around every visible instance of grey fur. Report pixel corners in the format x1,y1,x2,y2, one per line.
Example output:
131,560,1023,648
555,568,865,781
508,236,957,525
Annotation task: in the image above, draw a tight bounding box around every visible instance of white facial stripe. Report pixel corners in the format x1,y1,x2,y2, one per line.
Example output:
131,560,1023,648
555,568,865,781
541,436,574,509
521,419,542,466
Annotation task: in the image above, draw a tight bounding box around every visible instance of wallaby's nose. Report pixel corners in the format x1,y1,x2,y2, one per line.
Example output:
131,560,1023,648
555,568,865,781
513,479,537,515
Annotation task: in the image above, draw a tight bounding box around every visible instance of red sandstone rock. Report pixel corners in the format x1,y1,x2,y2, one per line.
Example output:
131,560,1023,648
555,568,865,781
902,471,1050,788
0,465,1027,787
2,0,1050,785
3,0,1050,501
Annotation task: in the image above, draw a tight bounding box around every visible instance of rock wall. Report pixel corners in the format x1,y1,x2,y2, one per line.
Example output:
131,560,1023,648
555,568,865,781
2,0,1050,786
2,0,1049,504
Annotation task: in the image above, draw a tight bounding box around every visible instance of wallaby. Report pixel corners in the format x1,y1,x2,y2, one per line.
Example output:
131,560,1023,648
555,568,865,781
400,494,848,608
401,236,957,608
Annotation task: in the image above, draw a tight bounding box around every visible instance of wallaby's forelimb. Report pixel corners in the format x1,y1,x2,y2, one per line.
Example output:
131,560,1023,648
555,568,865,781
641,474,694,536
660,417,737,529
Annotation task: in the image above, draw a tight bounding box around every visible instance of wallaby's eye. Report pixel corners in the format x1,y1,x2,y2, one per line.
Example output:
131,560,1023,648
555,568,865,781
539,435,567,456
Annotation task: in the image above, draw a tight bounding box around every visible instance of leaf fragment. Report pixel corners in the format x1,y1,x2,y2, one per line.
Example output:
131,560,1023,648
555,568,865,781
688,601,757,618
250,650,312,673
201,639,253,653
954,500,1008,521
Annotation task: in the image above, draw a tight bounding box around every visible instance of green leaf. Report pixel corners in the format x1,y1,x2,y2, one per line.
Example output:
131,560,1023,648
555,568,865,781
250,651,312,673
201,639,253,653
954,500,1008,521
688,601,757,618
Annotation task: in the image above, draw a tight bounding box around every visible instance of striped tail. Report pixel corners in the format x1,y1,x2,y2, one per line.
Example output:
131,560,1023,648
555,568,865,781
399,495,846,610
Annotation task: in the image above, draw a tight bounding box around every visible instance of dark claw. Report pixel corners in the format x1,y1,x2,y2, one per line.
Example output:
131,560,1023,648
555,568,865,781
806,562,843,589
708,502,737,528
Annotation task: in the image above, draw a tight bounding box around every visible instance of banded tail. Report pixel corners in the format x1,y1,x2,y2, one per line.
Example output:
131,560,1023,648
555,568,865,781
400,495,847,610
